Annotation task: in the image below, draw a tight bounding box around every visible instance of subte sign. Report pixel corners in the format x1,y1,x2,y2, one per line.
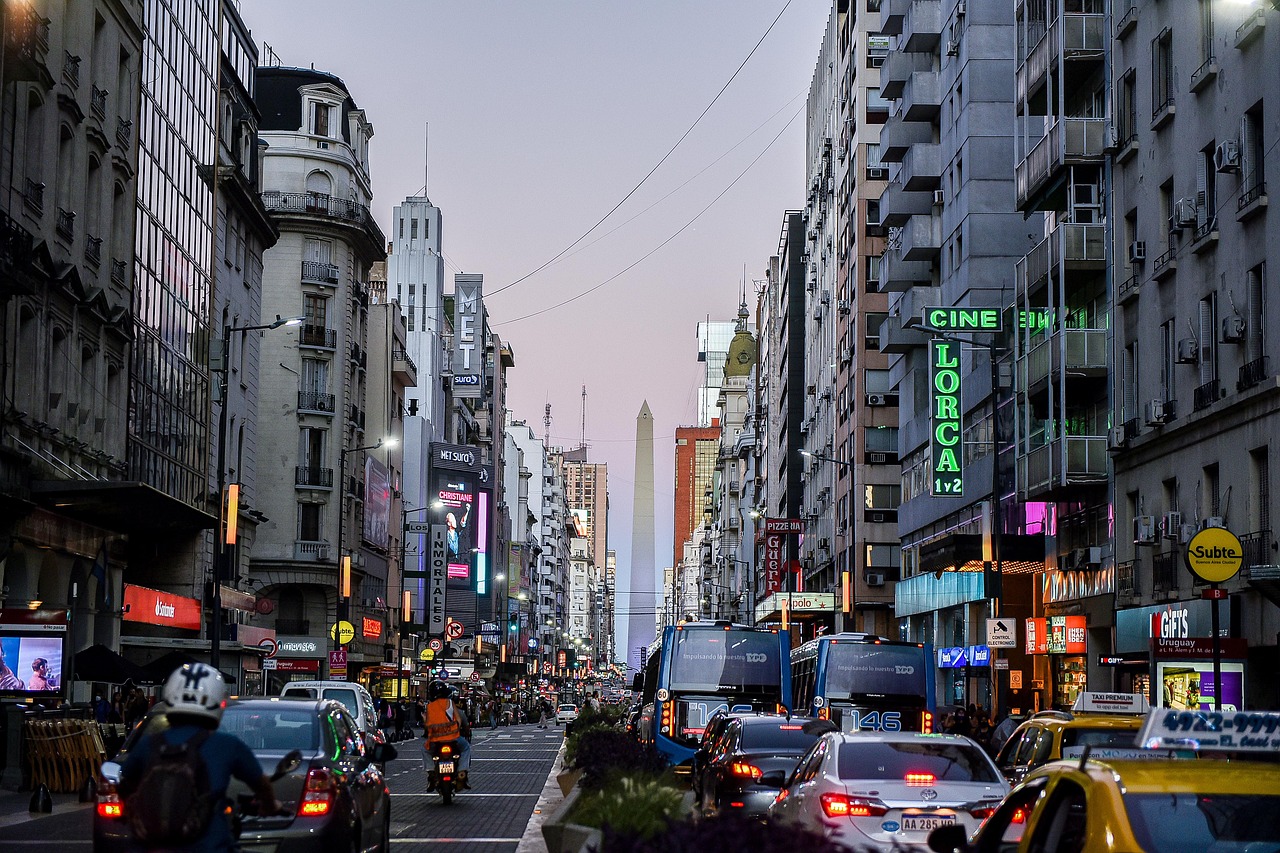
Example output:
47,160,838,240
930,339,963,496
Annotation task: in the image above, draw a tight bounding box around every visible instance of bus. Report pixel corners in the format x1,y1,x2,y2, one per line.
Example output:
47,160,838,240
790,632,935,733
636,620,792,769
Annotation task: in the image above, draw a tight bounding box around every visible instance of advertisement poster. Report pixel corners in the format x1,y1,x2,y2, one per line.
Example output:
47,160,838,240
363,456,391,549
0,635,63,693
1156,662,1245,711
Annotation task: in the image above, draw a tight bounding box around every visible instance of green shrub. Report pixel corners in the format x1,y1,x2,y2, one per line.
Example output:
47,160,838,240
569,728,667,791
571,776,685,838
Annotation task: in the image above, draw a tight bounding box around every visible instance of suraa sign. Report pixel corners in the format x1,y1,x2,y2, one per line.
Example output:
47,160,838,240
930,340,963,496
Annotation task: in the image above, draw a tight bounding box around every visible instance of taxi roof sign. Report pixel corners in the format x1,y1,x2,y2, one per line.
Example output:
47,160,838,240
1072,691,1151,715
1139,708,1280,753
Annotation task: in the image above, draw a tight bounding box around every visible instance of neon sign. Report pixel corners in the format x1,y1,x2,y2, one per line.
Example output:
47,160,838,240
923,306,1002,332
930,340,963,496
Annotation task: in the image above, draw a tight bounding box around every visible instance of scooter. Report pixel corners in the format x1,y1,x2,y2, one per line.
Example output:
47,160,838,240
426,741,463,805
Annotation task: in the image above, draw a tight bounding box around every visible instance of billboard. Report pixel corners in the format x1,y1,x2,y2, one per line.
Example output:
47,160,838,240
429,443,492,593
363,456,391,549
452,274,485,398
929,339,963,496
0,609,67,696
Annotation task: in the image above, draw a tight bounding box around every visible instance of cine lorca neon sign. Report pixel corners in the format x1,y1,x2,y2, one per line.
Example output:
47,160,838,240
930,340,963,496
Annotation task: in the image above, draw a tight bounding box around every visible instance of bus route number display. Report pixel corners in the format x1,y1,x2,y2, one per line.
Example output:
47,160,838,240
930,339,963,496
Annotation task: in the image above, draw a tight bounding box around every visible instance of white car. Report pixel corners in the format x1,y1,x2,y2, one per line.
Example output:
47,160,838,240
768,731,1008,851
556,703,579,725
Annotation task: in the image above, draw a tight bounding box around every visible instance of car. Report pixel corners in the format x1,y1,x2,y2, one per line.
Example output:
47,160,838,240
556,703,579,725
95,697,396,853
769,731,1008,851
690,709,775,808
994,692,1150,784
279,680,382,741
695,714,835,818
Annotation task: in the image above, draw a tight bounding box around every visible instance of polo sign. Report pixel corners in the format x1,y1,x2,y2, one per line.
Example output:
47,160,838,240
1185,527,1244,584
930,340,963,496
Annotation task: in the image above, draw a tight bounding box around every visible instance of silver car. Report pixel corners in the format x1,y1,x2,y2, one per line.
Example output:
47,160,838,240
768,731,1007,851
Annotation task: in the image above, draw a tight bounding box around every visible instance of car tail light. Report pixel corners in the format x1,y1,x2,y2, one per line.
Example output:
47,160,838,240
970,804,999,820
730,761,763,780
922,711,934,733
905,772,936,786
96,780,124,819
1011,807,1027,824
821,793,888,818
298,767,337,817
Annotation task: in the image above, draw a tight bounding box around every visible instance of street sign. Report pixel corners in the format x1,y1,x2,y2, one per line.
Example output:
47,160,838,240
1202,587,1229,600
329,621,355,645
262,658,278,670
405,521,431,534
329,649,347,668
258,637,278,658
469,672,481,683
1010,670,1023,689
993,658,1010,670
1185,526,1244,584
418,647,435,661
446,620,464,639
986,618,1016,648
428,638,443,651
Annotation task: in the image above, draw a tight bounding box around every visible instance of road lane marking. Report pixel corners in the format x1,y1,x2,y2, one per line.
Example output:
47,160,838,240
391,838,522,844
391,792,539,797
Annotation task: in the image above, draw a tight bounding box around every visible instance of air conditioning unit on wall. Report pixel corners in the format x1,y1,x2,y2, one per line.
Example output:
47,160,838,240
865,572,885,587
1133,515,1156,545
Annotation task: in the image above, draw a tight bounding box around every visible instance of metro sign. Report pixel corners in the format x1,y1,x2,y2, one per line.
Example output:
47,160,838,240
930,340,963,496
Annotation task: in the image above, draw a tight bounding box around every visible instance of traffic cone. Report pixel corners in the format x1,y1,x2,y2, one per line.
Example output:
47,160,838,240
29,783,52,813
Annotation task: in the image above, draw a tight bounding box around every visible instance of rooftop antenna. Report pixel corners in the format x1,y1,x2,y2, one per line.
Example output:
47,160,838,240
544,402,552,447
424,122,429,199
579,385,590,452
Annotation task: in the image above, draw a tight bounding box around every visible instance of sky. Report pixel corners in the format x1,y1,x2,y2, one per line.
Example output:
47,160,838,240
242,0,832,658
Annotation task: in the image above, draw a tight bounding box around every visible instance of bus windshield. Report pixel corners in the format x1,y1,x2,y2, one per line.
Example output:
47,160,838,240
668,629,782,693
824,642,926,700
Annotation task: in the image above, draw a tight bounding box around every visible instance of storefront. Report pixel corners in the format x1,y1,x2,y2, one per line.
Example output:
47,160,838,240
1026,615,1087,709
1114,599,1248,710
266,635,323,694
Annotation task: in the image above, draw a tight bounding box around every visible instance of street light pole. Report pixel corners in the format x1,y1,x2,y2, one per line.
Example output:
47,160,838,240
211,314,303,671
800,450,854,632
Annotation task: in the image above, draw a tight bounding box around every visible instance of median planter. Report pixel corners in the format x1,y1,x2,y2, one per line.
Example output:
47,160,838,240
540,786,603,853
556,766,583,797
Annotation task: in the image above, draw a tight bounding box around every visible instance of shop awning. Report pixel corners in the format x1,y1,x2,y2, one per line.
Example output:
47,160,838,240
74,644,160,685
138,650,237,686
32,481,217,533
918,533,1047,575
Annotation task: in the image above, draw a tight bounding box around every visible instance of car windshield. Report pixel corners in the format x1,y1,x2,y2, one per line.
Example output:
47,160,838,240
319,688,360,719
739,721,823,752
221,706,319,751
1060,727,1139,752
1124,793,1280,852
836,740,1000,783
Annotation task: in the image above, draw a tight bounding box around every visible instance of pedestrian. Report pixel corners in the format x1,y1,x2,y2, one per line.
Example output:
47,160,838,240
991,710,1024,754
537,702,549,729
93,693,110,724
488,698,498,730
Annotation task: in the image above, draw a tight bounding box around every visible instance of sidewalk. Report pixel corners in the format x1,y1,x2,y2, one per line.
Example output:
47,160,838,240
516,735,567,853
0,784,93,830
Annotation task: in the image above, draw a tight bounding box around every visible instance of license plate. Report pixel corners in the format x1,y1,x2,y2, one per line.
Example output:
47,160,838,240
902,815,956,832
438,761,455,774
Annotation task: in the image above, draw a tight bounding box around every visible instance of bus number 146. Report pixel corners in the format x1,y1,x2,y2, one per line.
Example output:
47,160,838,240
846,710,902,732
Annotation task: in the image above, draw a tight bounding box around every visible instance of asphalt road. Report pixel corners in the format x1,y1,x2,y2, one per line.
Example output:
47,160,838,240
3,723,566,853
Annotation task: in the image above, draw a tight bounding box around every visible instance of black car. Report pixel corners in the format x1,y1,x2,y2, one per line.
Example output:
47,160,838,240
694,714,834,818
94,697,395,853
691,709,760,807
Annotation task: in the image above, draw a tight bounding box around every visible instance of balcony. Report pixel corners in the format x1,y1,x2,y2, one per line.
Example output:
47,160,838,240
261,191,387,254
880,181,934,227
899,212,941,261
90,85,108,120
116,118,132,149
1152,242,1178,282
898,142,942,191
1117,272,1141,305
55,207,75,242
1022,328,1108,397
1152,551,1180,595
110,258,128,286
901,71,941,122
297,390,336,414
292,541,330,563
1116,559,1138,601
1193,378,1222,412
23,179,44,215
7,7,51,85
61,51,80,90
299,324,336,349
295,466,334,488
1151,96,1175,131
878,239,933,291
392,349,418,385
900,0,942,53
1115,3,1137,39
301,259,339,284
1190,216,1219,254
880,110,933,162
1017,434,1107,500
1015,118,1106,210
1237,181,1267,223
1017,223,1105,292
1238,356,1269,391
879,314,929,353
881,50,931,100
1190,57,1219,94
1236,7,1266,49
84,235,102,268
1016,11,1106,106
880,0,908,35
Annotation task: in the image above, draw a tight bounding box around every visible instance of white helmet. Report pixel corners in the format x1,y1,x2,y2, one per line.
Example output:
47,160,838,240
161,662,227,722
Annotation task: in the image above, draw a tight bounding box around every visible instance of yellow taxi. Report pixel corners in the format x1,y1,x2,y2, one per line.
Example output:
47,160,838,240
930,707,1280,853
994,693,1150,784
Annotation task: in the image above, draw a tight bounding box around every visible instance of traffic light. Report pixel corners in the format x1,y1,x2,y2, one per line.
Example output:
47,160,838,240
508,613,519,632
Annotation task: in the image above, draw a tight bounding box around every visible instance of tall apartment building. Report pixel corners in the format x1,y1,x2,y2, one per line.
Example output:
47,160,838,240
1110,0,1279,708
882,0,1042,708
561,446,606,662
0,0,142,667
673,424,719,572
250,66,388,684
386,196,446,435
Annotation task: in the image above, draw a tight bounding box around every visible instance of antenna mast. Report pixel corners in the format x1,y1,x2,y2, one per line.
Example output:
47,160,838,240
580,385,588,451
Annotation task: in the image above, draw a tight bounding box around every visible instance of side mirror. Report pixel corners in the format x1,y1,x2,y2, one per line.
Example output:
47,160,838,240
759,770,787,787
369,743,398,764
928,823,970,853
273,750,303,780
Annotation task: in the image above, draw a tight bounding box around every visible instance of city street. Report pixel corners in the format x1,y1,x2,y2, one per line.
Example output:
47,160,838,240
3,726,565,853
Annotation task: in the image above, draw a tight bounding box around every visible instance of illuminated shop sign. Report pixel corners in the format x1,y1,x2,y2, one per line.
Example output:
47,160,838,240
930,340,963,496
923,307,1003,333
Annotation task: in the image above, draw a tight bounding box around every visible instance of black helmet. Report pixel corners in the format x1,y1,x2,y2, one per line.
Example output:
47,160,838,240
428,680,451,700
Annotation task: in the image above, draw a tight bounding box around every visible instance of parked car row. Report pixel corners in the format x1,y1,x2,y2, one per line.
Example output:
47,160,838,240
687,693,1280,853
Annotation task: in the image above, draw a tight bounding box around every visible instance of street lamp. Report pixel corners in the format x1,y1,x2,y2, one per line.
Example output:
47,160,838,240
334,436,398,654
211,314,303,671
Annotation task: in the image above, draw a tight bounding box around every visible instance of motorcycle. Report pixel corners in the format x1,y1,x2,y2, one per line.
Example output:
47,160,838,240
426,740,463,805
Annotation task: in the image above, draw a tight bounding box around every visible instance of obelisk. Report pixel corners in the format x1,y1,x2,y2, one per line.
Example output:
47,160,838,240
627,401,657,675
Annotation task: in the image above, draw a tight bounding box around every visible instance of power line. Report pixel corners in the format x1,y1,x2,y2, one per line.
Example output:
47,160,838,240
486,0,796,300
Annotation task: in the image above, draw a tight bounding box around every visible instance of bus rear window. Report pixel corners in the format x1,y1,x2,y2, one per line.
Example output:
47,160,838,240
668,630,781,692
824,643,926,699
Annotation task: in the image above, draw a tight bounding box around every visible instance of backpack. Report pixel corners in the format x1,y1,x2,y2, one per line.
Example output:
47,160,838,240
126,730,216,846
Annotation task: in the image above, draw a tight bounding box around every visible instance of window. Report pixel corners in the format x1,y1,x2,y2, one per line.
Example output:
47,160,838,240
865,426,898,452
1246,262,1266,364
1151,29,1174,119
865,369,891,394
1198,294,1216,387
1251,447,1270,534
410,218,418,239
1122,343,1137,424
1198,0,1213,63
1116,68,1136,144
301,358,328,393
300,427,324,469
865,543,900,569
1026,780,1087,853
864,484,901,509
1242,103,1265,193
311,101,332,136
1197,144,1216,228
866,198,881,226
304,293,328,327
1204,464,1220,517
865,313,887,351
1161,319,1175,402
299,503,322,541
